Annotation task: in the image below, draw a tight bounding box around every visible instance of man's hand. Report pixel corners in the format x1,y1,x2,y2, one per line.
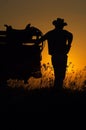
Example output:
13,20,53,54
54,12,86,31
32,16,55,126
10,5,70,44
65,45,71,54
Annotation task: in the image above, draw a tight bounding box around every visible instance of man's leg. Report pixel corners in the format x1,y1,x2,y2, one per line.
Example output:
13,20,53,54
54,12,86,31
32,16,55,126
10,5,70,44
53,66,64,90
52,55,67,91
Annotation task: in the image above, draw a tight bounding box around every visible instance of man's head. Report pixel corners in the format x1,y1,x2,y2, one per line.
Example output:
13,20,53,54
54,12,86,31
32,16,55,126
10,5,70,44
52,18,67,28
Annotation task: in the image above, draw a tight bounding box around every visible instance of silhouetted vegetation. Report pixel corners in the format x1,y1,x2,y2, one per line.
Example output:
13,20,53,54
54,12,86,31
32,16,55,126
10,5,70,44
7,62,86,91
0,62,86,108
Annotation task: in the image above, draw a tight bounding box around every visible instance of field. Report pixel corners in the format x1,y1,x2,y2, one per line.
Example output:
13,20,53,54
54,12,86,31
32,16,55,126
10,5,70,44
0,63,86,107
7,62,86,91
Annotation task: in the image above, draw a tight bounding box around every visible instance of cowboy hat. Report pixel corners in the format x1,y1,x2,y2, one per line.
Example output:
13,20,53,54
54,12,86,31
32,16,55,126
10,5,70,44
52,18,67,26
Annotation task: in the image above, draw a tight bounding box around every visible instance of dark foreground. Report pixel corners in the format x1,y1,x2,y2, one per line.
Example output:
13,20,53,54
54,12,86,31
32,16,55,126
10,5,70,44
1,85,86,129
1,85,86,107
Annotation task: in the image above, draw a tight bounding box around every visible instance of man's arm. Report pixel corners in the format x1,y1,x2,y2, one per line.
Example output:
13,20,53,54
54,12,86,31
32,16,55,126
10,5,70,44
66,32,73,54
35,33,48,45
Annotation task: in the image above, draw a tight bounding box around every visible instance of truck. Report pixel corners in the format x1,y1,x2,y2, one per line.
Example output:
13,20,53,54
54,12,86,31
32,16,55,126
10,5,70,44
0,24,44,85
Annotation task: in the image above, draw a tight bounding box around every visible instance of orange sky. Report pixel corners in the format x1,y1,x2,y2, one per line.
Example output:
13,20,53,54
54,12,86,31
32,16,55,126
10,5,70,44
0,0,86,71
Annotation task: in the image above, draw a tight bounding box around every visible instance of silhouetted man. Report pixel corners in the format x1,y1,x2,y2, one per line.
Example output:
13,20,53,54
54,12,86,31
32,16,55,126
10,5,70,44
36,18,73,90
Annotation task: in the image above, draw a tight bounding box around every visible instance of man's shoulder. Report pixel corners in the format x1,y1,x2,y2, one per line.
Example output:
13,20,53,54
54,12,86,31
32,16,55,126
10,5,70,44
63,30,73,39
63,29,73,35
43,30,54,38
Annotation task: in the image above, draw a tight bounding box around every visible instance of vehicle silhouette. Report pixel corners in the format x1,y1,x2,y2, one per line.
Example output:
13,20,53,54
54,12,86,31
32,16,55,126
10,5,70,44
0,24,44,85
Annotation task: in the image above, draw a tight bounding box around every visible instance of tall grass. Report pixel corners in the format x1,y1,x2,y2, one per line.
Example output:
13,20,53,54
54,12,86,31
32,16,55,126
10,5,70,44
7,62,86,91
64,63,86,91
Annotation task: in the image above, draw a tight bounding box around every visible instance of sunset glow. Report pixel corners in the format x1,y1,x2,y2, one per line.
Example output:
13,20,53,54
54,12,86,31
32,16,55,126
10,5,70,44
0,0,86,90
